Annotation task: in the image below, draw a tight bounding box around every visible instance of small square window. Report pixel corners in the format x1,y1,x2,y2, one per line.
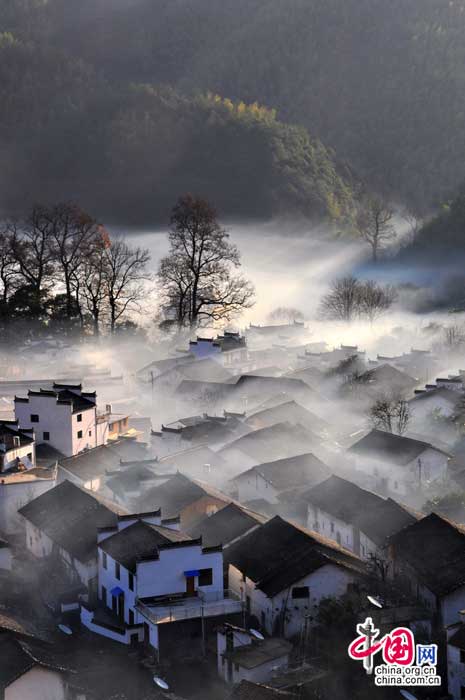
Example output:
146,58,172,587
199,568,213,586
30,414,39,423
77,430,83,439
43,431,50,441
292,586,309,599
77,414,82,422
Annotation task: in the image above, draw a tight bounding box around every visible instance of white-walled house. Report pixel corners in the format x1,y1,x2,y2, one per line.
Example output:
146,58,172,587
305,475,418,559
0,420,36,472
388,513,465,628
19,480,123,595
0,635,71,700
14,383,108,458
0,535,12,570
231,453,330,506
0,466,57,534
83,511,242,655
217,624,291,685
226,516,366,638
347,429,450,497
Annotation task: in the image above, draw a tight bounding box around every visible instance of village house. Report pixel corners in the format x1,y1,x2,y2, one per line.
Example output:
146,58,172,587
226,516,366,638
133,472,231,529
0,535,12,570
230,453,331,507
0,634,73,700
153,358,234,397
388,512,465,628
83,511,242,656
56,439,150,494
245,400,329,437
189,332,249,369
14,383,109,457
158,444,229,485
136,354,195,385
217,623,291,685
219,422,320,473
0,420,36,472
188,502,268,548
410,386,463,422
305,475,418,559
152,411,250,456
19,480,125,596
0,466,57,533
347,428,451,498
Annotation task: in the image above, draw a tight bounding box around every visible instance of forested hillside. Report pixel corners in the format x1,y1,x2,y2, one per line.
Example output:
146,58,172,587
2,0,465,222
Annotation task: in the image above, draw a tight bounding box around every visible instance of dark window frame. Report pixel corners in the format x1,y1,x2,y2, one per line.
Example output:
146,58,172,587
198,568,213,586
292,586,310,599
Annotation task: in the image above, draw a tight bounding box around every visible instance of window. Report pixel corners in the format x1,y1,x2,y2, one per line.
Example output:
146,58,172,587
460,649,465,664
77,430,83,439
43,431,50,441
128,573,134,591
88,430,92,437
27,452,32,461
461,686,465,699
77,414,82,422
30,414,39,423
129,609,134,626
330,522,334,533
101,585,107,603
115,562,121,580
199,568,213,586
102,552,107,569
394,481,398,490
292,586,309,599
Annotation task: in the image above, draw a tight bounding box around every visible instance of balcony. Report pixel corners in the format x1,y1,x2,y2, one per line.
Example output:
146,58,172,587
135,589,243,625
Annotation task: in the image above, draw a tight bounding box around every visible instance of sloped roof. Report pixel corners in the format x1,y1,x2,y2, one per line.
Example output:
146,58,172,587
134,472,230,516
19,480,124,563
0,636,70,690
187,502,267,547
220,423,318,463
226,516,366,597
99,520,191,572
246,401,328,433
448,624,465,649
233,453,330,492
389,512,465,596
410,387,462,407
304,475,418,545
224,638,292,670
348,429,450,466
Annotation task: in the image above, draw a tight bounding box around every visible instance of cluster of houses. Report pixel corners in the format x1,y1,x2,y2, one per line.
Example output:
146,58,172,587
3,323,465,698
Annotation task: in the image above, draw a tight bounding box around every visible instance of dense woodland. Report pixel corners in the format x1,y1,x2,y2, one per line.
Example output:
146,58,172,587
2,0,465,226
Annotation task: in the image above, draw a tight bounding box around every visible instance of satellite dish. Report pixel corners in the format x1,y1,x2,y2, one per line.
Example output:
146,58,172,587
58,624,73,635
153,676,169,690
249,628,265,641
400,691,417,700
367,595,383,609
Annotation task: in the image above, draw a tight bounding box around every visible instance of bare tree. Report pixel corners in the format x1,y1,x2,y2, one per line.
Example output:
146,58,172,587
402,207,422,243
10,205,56,307
0,228,19,304
318,275,361,322
77,227,111,335
103,237,151,333
268,306,304,324
358,280,397,323
158,195,254,327
370,397,410,435
356,196,396,262
49,202,101,318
